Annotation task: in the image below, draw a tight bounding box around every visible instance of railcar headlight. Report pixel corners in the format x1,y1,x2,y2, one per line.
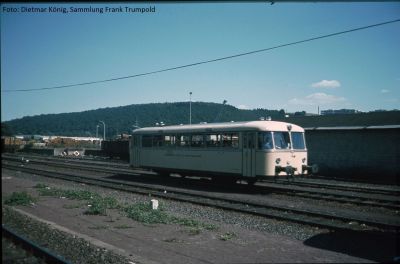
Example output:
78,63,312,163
275,158,281,164
302,158,306,164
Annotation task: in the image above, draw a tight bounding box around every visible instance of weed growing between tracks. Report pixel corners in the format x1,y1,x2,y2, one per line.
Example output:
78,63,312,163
4,191,37,206
219,232,236,241
32,183,217,232
34,183,120,215
124,202,170,224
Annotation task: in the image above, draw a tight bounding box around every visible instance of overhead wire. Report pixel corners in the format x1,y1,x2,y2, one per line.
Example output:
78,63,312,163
2,18,399,93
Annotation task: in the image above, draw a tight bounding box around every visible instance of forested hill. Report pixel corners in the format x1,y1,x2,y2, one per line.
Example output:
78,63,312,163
2,102,285,137
3,102,400,138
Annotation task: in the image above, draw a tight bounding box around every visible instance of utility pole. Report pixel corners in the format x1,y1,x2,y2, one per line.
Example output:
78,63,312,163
99,121,106,140
214,100,227,123
189,92,192,125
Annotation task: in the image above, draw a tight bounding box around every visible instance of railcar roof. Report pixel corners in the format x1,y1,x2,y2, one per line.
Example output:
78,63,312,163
133,120,304,134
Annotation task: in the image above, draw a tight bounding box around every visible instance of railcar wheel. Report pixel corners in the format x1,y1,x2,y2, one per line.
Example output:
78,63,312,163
246,178,257,185
155,170,170,177
212,176,238,185
229,177,239,184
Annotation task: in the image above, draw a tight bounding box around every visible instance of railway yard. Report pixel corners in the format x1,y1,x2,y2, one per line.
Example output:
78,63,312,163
2,152,399,263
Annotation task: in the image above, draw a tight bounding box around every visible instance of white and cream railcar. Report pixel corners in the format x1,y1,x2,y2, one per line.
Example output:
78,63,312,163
130,121,311,184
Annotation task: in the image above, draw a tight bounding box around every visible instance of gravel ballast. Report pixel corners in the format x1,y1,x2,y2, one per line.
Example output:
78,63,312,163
3,168,393,263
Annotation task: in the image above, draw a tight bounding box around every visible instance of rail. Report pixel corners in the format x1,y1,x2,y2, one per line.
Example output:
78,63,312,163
2,224,71,264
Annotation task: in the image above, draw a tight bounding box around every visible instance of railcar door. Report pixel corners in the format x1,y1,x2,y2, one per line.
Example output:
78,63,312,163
131,135,141,167
242,132,256,177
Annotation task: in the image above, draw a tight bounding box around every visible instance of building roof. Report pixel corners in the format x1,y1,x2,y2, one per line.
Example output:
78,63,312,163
304,125,400,131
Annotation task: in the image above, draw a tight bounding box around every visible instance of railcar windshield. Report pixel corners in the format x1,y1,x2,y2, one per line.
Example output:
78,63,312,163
258,132,273,150
273,132,291,149
291,132,306,150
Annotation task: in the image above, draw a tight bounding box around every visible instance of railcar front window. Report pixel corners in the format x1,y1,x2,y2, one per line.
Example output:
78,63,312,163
258,132,273,150
291,132,305,149
273,132,290,149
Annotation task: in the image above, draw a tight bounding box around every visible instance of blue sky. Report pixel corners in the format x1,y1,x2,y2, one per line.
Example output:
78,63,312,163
1,2,399,121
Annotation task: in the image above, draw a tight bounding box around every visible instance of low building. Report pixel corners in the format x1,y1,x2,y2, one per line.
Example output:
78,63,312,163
305,125,399,183
321,109,362,115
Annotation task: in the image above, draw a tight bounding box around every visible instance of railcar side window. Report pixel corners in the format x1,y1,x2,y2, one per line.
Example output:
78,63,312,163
273,132,291,149
142,135,152,147
191,135,205,147
164,135,175,146
258,132,273,150
141,133,241,148
232,134,239,148
205,134,221,147
291,132,305,149
221,133,239,148
177,134,190,147
152,135,163,147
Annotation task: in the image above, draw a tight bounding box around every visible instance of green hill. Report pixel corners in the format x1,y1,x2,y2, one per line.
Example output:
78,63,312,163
2,102,399,138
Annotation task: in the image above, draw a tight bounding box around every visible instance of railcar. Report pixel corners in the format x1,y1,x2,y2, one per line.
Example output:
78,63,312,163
129,120,313,184
102,140,130,160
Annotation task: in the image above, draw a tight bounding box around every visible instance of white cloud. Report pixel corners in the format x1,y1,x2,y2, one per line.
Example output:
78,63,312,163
288,93,347,106
381,89,390,93
237,104,250,110
311,80,341,88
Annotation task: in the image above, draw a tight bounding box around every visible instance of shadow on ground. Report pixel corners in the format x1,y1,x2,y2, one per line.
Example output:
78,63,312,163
106,173,277,195
304,229,399,263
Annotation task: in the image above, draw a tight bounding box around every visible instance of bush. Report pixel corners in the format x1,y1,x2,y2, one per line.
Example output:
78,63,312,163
4,192,36,206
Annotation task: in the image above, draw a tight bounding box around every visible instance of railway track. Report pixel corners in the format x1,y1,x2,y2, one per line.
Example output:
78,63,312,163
2,224,71,264
3,162,400,233
5,153,399,196
262,178,400,196
3,155,400,210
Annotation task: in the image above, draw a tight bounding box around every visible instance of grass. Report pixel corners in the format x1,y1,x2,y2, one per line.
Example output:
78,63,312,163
123,202,170,224
88,225,108,230
219,232,236,241
33,183,48,189
85,197,120,216
35,183,119,215
123,202,218,231
33,183,218,233
113,224,133,229
186,227,202,236
163,238,182,243
4,191,37,206
37,186,95,201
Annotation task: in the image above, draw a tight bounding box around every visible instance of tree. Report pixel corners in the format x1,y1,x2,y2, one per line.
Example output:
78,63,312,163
1,123,14,136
